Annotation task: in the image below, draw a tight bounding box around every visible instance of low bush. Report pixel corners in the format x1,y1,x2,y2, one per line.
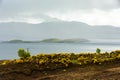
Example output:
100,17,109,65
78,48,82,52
96,48,101,53
1,49,120,70
18,49,31,59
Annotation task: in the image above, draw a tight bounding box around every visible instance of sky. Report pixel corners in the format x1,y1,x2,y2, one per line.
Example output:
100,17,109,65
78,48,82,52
0,0,120,26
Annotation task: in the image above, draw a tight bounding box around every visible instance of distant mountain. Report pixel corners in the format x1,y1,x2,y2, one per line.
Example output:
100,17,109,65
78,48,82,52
0,21,120,41
3,38,89,43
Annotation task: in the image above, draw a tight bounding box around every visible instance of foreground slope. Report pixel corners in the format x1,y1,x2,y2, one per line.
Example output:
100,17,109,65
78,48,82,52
1,50,120,80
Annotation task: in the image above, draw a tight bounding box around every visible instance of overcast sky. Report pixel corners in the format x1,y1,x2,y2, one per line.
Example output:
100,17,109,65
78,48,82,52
0,0,120,26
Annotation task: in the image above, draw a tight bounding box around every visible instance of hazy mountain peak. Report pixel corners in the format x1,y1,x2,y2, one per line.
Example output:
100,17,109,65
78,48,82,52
0,21,120,41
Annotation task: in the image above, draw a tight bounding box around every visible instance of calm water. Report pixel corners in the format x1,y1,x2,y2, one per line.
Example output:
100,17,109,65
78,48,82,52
0,39,120,59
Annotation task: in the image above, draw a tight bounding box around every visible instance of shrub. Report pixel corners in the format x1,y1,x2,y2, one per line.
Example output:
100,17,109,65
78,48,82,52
115,50,120,53
18,49,31,59
2,50,120,71
25,52,31,58
70,53,77,60
96,48,101,53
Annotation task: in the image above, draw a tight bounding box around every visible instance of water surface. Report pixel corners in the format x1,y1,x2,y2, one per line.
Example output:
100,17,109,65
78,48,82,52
0,39,120,59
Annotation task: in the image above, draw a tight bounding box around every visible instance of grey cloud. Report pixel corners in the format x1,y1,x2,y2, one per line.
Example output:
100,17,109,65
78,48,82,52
1,0,120,12
24,13,61,22
2,0,119,10
0,0,120,22
0,0,2,5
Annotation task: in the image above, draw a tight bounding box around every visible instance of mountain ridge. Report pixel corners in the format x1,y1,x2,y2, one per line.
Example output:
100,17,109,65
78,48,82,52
0,21,120,41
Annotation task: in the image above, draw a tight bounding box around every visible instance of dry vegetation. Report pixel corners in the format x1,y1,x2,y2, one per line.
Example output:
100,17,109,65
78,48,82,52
1,50,120,80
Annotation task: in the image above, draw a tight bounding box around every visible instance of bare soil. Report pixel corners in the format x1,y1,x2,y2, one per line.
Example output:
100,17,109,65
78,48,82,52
1,61,120,80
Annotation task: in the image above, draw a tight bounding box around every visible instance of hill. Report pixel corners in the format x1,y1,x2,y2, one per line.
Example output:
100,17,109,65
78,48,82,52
3,38,89,43
0,21,120,41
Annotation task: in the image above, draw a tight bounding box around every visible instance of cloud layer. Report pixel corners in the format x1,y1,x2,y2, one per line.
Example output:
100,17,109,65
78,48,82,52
0,0,120,26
